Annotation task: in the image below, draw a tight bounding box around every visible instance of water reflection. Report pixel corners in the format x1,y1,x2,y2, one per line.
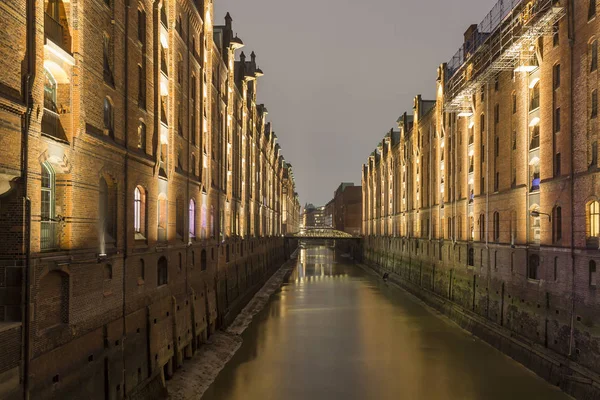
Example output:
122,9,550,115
202,245,568,400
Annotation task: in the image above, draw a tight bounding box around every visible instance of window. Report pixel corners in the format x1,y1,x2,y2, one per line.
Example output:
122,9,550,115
554,257,558,281
589,0,597,21
99,176,116,243
138,65,146,109
555,153,561,177
43,69,57,112
138,122,146,151
176,198,184,238
139,259,145,280
189,199,196,238
468,247,474,267
590,261,597,286
494,104,500,125
553,206,562,242
41,163,58,250
157,256,168,286
103,33,114,85
592,90,598,119
137,8,146,43
493,212,500,242
553,22,559,47
553,64,560,90
588,200,600,237
134,186,146,238
512,92,517,114
554,107,561,133
158,194,167,241
528,254,539,280
479,213,485,242
592,40,598,72
201,250,207,271
104,97,114,137
530,81,540,111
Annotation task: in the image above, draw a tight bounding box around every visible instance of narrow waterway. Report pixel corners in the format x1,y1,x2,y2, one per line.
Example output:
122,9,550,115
202,245,569,400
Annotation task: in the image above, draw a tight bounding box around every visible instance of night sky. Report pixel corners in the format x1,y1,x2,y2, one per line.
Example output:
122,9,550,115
214,0,496,207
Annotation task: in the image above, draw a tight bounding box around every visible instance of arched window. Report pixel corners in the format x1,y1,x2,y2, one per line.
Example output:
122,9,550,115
530,81,540,111
200,249,207,271
588,201,600,238
590,260,597,286
104,264,113,280
528,254,539,280
99,176,116,243
104,97,114,137
134,186,146,238
41,163,58,250
189,199,196,238
467,247,474,267
38,271,69,329
158,194,167,241
157,256,168,286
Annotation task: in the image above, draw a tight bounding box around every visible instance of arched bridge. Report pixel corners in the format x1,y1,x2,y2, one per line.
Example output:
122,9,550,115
285,227,361,240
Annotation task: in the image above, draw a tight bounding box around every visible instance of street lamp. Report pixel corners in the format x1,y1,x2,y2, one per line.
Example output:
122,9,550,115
530,210,551,221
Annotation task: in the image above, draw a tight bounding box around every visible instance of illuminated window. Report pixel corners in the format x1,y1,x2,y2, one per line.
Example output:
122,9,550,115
158,194,167,241
588,200,600,237
138,122,146,150
104,97,114,138
134,186,146,238
529,81,540,111
189,199,196,238
41,163,58,251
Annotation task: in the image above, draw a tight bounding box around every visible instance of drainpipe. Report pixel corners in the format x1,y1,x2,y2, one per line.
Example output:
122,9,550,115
122,0,130,392
567,0,576,358
22,0,37,396
486,82,491,318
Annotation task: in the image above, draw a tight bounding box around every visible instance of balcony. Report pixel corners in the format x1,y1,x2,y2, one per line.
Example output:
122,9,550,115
41,109,68,142
40,221,59,251
530,135,540,150
44,13,71,54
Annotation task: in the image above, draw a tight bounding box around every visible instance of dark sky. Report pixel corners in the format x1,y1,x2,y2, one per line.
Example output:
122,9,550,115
215,0,495,207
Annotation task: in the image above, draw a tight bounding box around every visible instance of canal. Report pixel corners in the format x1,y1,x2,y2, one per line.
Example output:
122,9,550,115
202,244,569,400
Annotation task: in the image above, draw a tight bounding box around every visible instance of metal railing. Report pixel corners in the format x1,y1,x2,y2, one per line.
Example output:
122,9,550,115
41,221,59,251
44,13,68,52
41,109,67,141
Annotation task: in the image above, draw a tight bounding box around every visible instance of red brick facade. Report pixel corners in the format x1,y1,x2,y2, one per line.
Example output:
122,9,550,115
363,1,600,397
0,0,299,398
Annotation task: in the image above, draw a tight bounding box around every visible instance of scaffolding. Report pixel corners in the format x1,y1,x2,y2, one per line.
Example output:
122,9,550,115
444,0,566,113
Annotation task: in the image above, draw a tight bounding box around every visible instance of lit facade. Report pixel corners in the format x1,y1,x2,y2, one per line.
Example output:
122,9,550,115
363,0,600,393
0,1,297,398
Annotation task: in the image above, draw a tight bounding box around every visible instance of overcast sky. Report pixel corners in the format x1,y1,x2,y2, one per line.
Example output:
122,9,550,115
215,0,495,207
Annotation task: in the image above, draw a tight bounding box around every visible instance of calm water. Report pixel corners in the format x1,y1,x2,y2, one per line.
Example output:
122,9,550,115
202,245,570,400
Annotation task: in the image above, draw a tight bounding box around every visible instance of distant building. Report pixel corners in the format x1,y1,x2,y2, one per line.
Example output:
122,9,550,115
323,183,362,235
302,204,327,228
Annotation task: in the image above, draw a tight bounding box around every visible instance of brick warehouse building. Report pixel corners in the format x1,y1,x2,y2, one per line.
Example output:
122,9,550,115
0,0,300,398
363,0,600,397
